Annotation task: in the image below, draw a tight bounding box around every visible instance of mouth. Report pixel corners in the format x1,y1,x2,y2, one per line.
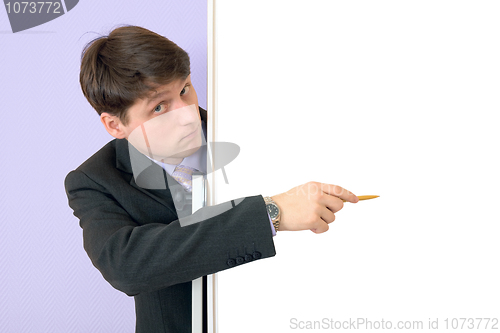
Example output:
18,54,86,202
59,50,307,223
181,126,198,140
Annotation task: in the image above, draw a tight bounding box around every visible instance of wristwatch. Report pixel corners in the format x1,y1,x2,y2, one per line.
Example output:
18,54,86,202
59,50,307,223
264,196,280,232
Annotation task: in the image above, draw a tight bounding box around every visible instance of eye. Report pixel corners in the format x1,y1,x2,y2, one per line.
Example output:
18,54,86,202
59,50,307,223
153,103,167,113
181,84,190,96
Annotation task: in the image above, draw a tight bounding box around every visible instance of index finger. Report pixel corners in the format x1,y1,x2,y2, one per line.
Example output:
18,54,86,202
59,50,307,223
320,183,359,203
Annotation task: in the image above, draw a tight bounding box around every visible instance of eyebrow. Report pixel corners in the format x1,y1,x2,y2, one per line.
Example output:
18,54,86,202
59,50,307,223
145,89,172,106
144,77,190,107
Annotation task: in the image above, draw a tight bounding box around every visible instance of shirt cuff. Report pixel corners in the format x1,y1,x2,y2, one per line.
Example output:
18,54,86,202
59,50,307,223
268,212,276,237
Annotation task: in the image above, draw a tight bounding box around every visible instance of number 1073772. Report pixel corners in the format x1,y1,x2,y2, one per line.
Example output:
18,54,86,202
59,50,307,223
5,2,62,14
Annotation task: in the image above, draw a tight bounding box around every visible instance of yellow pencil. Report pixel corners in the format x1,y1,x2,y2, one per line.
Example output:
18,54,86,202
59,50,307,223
342,195,379,202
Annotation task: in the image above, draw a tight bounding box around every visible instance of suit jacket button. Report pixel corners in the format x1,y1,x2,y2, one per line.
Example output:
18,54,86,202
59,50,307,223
235,256,244,265
227,258,236,267
244,254,253,262
252,251,262,259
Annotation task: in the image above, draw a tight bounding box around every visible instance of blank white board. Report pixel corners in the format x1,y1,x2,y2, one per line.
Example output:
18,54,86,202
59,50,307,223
213,1,500,332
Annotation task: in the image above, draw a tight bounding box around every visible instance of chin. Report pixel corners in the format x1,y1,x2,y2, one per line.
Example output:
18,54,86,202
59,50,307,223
186,145,201,156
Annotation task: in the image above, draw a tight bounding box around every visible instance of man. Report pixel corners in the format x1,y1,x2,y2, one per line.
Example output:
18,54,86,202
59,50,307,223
65,25,359,332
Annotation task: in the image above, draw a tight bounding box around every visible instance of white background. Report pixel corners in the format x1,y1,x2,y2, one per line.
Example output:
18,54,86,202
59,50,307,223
214,1,499,332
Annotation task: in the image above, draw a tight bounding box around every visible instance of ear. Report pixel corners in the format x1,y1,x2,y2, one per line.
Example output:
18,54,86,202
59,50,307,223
100,112,127,139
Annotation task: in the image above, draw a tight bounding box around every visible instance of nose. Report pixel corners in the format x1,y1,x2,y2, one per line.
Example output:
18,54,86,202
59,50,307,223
171,98,198,125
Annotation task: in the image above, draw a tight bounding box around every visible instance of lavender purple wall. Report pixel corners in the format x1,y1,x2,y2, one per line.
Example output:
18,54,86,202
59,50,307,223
0,1,206,331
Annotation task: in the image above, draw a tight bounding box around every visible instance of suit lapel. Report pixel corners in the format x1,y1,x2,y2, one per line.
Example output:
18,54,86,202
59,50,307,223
115,137,178,216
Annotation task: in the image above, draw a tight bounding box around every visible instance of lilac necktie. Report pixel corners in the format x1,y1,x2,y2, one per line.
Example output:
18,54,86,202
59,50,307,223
171,165,196,192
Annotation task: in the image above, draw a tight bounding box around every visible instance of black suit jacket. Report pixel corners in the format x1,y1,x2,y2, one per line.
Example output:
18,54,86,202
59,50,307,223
64,107,276,332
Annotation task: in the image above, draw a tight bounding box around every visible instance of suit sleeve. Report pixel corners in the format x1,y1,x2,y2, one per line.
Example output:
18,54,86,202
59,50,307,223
64,169,276,296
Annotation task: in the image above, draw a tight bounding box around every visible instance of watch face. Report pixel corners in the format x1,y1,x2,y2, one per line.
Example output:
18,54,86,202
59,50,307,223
266,203,279,219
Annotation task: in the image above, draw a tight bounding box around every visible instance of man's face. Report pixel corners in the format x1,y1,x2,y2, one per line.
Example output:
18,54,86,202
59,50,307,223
106,75,202,165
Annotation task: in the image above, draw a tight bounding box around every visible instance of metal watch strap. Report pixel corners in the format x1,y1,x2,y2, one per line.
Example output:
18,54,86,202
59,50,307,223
272,217,280,232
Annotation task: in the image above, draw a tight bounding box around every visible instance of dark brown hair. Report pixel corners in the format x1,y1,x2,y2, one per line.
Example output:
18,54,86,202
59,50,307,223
79,25,190,125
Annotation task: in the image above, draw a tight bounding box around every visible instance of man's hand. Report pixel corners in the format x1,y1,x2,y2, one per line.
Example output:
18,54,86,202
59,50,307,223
272,182,358,234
